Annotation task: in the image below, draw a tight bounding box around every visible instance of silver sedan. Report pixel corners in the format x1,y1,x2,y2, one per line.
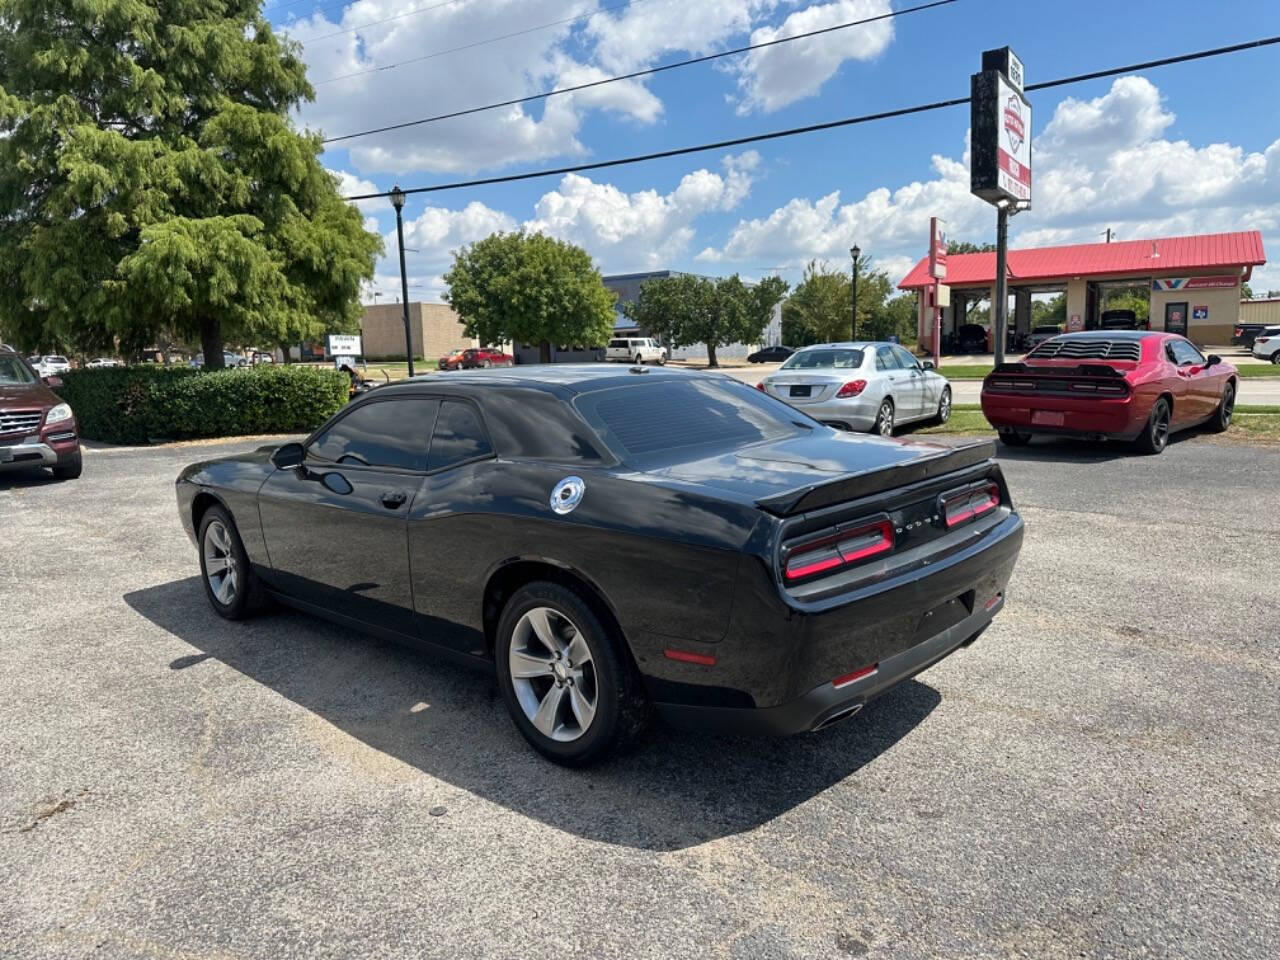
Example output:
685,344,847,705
758,342,952,435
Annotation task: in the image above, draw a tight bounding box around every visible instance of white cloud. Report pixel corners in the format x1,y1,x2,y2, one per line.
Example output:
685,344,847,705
585,1,777,74
733,0,894,114
698,77,1280,290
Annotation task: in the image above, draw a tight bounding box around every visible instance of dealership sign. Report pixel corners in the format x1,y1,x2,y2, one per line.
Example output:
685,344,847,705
1152,276,1238,291
971,48,1031,206
326,334,363,356
929,217,947,279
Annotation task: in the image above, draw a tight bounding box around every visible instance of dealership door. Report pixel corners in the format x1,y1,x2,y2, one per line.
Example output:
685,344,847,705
1164,301,1188,335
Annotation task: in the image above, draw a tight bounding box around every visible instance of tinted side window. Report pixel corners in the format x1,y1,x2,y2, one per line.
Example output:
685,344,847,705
892,345,919,370
430,400,494,470
875,345,900,371
309,399,439,471
1169,340,1203,365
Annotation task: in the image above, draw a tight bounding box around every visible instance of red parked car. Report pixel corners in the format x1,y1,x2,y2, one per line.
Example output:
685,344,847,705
437,349,466,371
981,331,1236,455
0,346,82,479
459,347,513,369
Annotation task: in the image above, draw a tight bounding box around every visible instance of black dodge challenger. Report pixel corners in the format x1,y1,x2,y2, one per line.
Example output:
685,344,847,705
177,365,1023,765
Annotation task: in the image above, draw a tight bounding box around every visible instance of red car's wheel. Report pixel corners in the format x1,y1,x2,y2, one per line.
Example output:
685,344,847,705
1207,381,1235,433
1134,397,1171,455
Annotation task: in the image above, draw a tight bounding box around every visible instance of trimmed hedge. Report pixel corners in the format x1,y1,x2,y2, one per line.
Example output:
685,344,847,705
55,364,349,444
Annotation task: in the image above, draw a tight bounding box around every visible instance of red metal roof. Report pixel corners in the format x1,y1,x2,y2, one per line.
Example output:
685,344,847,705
898,230,1266,290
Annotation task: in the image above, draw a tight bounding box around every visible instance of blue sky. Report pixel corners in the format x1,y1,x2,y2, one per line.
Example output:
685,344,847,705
265,0,1280,298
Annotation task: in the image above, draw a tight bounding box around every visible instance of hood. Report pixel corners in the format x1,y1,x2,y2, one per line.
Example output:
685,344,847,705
0,380,57,408
650,430,994,515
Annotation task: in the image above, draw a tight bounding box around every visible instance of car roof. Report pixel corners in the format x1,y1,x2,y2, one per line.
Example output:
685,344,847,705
1052,330,1164,341
383,363,731,398
793,341,882,350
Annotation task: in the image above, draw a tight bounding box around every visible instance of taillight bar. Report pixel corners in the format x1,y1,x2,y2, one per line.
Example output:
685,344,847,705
938,481,1000,529
782,517,894,582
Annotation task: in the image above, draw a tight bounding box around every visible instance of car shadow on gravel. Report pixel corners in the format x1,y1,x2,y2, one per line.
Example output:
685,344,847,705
991,428,1208,463
0,467,60,490
125,577,941,851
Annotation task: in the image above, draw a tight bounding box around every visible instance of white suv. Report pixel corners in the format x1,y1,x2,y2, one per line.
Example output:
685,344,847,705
1252,325,1280,363
606,337,667,365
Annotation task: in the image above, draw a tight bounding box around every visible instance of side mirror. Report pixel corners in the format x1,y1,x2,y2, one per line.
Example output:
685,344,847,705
271,442,305,469
43,375,63,387
921,360,935,371
1205,354,1221,368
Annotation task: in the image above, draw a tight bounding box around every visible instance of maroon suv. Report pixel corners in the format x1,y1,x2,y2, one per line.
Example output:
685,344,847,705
0,347,82,480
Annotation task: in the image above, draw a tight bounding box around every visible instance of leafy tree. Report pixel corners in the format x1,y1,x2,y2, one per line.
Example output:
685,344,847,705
622,273,787,368
782,257,914,344
1031,293,1066,323
947,240,997,254
0,0,380,367
1102,289,1150,325
444,230,616,364
1241,281,1253,300
782,261,850,344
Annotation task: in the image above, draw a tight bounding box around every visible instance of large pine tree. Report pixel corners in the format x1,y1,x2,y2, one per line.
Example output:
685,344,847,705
0,0,380,365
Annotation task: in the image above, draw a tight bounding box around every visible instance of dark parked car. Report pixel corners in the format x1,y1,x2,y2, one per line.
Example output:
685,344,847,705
747,345,794,363
952,323,990,354
0,347,82,480
1232,323,1268,348
176,366,1023,765
1099,309,1143,330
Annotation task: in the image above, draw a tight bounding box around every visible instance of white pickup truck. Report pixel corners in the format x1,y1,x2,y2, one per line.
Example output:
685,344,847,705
606,337,668,365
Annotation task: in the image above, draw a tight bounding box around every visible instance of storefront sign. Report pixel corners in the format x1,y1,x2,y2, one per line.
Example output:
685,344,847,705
1192,305,1208,320
929,217,947,279
1067,314,1084,332
326,334,363,357
970,53,1032,206
1152,276,1238,291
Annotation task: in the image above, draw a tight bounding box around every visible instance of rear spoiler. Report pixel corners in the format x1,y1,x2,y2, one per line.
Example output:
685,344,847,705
755,439,997,516
990,361,1126,379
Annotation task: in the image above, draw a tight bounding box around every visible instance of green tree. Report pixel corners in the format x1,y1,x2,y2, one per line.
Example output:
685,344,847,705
622,273,787,368
443,230,616,364
1241,281,1254,299
1031,293,1067,323
782,260,850,344
0,0,380,367
947,240,997,254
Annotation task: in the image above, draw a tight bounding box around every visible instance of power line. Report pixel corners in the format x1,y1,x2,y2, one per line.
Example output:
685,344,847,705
341,34,1280,202
313,0,655,86
284,0,469,46
321,0,955,142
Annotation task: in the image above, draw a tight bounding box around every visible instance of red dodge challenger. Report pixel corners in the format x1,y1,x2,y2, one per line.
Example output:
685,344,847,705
981,331,1236,454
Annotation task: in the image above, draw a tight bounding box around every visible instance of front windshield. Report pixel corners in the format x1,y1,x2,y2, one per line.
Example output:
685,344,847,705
779,348,864,370
0,355,38,385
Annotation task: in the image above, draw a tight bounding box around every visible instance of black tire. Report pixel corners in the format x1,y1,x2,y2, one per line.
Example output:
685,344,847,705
495,580,648,767
198,505,266,620
482,359,491,368
634,354,643,365
656,353,666,366
872,398,895,436
932,386,952,425
1271,351,1280,365
1133,397,1171,455
51,453,82,481
1207,381,1235,433
997,428,1032,447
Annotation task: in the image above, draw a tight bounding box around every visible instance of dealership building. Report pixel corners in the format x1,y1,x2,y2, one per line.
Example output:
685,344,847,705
899,230,1267,349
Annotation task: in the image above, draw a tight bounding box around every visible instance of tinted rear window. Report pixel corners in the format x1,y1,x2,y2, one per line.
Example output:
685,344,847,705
575,378,801,460
780,348,863,370
608,339,627,348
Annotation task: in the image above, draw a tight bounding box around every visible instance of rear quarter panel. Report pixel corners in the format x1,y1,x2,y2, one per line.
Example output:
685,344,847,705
406,460,765,657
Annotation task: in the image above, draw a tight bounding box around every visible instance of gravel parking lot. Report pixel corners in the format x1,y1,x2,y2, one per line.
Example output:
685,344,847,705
2,433,1277,959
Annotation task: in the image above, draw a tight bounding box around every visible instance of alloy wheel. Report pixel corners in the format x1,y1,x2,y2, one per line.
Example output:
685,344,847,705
1152,402,1170,451
1221,385,1235,427
877,401,894,435
508,607,598,742
203,520,238,607
938,388,952,423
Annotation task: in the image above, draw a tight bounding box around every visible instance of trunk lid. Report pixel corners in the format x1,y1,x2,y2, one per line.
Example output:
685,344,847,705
650,432,996,516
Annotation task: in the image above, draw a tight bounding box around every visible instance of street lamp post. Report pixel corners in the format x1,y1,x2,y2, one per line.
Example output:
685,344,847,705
390,184,415,378
849,244,861,341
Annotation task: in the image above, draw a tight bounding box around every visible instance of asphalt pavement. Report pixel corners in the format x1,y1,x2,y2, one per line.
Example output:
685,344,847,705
1,433,1277,958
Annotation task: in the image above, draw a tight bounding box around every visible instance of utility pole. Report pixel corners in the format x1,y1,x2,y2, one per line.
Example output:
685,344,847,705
390,184,416,378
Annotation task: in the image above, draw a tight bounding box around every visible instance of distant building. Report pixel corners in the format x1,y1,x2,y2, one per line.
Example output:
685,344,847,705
360,301,476,360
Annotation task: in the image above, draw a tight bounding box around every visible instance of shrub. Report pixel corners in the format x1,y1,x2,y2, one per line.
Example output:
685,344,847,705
54,364,349,444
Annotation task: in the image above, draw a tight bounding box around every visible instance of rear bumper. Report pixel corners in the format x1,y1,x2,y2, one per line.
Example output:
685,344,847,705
771,396,878,431
981,392,1147,440
656,598,1000,736
648,509,1023,736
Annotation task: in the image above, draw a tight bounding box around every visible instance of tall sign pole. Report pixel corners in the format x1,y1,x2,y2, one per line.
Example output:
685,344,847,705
929,217,947,369
970,47,1031,367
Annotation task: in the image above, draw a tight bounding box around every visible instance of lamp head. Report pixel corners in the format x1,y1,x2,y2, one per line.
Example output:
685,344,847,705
390,184,406,211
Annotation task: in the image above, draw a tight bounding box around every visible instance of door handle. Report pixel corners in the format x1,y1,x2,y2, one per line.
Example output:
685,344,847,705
379,491,407,509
